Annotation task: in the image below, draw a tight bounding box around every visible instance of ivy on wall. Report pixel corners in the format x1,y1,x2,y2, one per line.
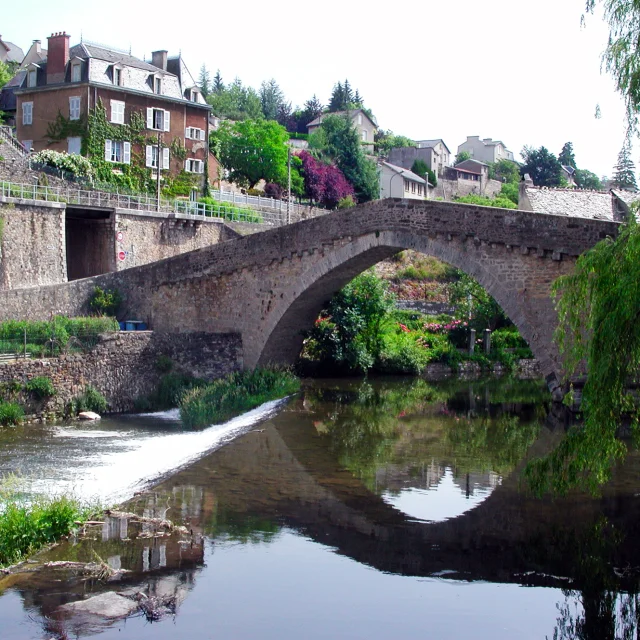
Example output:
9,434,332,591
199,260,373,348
84,100,153,192
46,111,87,143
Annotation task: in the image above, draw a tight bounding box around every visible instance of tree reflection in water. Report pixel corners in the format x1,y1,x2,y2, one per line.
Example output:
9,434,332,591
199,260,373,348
550,518,640,640
302,377,547,492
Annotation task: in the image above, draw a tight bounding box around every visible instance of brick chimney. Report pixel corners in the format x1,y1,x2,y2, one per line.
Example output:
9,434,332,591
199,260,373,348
47,32,70,84
151,50,168,71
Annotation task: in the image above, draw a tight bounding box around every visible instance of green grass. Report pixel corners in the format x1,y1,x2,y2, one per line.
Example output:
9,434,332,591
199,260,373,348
0,478,92,567
179,368,300,429
0,401,24,426
0,316,119,357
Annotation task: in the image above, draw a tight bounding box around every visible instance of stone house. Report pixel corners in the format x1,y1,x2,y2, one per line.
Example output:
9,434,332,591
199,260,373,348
307,109,377,154
457,136,515,164
378,161,430,199
560,165,577,187
13,32,214,190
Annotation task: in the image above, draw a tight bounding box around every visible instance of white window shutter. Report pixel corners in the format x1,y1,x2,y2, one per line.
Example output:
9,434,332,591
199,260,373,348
162,147,169,170
147,108,153,129
145,145,153,167
104,139,112,162
185,159,190,172
164,110,170,132
185,127,190,140
123,142,131,165
198,160,204,174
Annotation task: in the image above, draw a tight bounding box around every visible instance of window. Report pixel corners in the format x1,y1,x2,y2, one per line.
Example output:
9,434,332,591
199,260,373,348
27,69,37,88
190,89,198,102
411,182,416,194
361,130,367,142
185,158,204,173
22,102,33,125
71,63,81,83
185,127,205,141
145,145,169,169
69,96,81,120
110,100,125,124
418,184,423,196
147,108,170,131
404,179,410,191
114,68,122,86
358,114,363,125
104,139,131,164
155,77,162,95
22,140,33,152
67,137,81,155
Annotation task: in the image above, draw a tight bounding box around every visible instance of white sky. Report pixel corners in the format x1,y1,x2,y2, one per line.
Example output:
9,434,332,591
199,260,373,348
3,0,629,178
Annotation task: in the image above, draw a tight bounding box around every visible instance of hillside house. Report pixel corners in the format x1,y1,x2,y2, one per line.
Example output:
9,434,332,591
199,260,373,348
415,139,452,175
307,109,377,154
457,136,514,164
378,161,430,199
0,35,24,64
13,32,213,189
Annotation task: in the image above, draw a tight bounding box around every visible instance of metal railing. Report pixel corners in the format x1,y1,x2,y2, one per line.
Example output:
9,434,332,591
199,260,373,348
0,179,324,227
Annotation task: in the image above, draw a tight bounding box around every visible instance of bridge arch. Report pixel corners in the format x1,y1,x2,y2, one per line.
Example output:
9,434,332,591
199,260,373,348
255,227,568,389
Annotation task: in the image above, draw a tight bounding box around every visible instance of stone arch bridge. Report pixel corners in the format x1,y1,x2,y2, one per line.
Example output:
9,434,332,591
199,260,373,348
0,199,619,393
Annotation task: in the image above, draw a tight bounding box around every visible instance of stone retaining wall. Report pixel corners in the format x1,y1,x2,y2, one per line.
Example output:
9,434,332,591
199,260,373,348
423,359,540,381
0,331,243,417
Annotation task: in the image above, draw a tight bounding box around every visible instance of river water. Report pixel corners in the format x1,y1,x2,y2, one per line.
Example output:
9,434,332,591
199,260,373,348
1,376,640,639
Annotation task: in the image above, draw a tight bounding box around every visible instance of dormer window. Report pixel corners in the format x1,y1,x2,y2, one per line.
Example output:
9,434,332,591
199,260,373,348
190,89,199,102
155,77,162,95
71,63,81,83
114,68,122,86
27,69,37,88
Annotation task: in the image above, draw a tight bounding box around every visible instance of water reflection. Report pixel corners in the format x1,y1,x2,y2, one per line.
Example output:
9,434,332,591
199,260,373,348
5,377,640,640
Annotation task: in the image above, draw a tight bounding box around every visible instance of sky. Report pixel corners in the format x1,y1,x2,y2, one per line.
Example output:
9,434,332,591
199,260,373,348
3,0,629,178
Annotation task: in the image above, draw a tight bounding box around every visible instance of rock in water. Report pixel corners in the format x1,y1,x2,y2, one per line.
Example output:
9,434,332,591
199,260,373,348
58,591,138,619
78,411,101,421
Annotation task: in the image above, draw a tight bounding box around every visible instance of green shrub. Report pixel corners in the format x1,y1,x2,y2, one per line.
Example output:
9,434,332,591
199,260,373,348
0,401,24,426
179,367,300,429
197,198,263,222
72,386,107,414
25,377,56,400
155,355,173,374
337,195,356,209
377,332,431,374
89,287,122,317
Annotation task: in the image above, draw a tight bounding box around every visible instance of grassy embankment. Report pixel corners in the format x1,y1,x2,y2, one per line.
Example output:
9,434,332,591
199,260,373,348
0,477,95,568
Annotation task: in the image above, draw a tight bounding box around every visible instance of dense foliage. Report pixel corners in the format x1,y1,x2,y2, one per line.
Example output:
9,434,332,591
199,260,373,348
89,286,122,316
298,150,354,207
526,215,640,494
210,119,289,189
520,146,564,187
454,193,517,210
311,114,379,202
302,271,529,375
375,130,416,157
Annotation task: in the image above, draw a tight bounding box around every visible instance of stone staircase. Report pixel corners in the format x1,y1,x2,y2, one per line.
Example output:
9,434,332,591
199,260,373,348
0,126,28,163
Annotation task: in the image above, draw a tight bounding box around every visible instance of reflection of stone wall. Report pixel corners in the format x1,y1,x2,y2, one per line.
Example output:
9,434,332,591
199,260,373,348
0,331,242,416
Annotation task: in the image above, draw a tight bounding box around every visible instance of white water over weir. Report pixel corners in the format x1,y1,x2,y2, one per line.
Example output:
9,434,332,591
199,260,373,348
2,399,288,505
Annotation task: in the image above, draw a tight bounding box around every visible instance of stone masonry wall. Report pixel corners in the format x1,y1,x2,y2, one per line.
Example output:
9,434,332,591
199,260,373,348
113,210,237,271
0,199,66,289
433,178,503,200
0,331,243,416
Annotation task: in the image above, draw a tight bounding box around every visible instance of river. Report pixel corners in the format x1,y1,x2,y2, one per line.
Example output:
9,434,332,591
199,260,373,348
1,376,639,639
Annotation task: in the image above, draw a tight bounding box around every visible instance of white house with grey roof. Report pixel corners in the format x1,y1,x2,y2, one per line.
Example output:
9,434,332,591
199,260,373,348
307,109,377,154
378,161,431,200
